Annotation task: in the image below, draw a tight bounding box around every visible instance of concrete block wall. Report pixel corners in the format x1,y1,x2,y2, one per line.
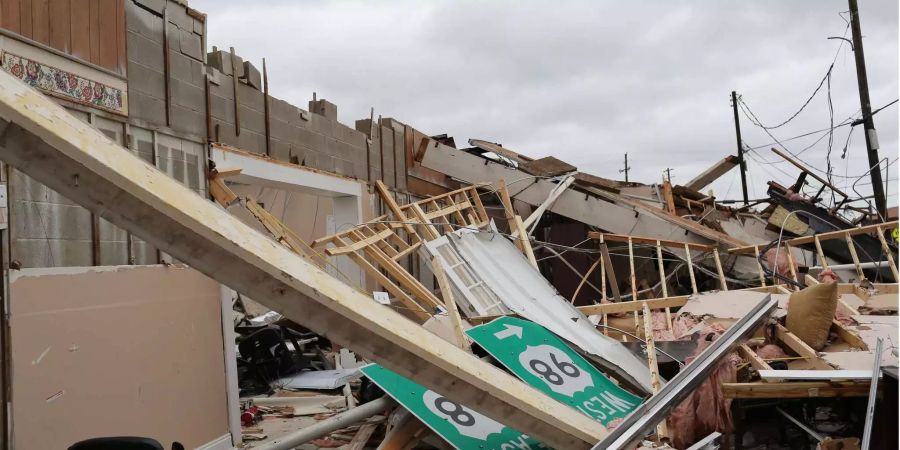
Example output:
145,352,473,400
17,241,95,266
127,0,206,138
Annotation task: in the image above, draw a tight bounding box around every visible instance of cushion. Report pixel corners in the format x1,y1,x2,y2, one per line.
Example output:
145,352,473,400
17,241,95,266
785,282,838,350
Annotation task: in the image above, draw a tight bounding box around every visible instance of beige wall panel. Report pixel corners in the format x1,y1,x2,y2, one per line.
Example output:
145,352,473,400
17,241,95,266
9,265,228,450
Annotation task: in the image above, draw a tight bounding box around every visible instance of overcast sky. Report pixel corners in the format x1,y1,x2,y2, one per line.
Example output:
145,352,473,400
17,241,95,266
193,0,899,208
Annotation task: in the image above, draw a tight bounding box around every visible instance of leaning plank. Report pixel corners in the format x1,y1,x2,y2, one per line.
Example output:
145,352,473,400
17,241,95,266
0,70,605,449
774,324,834,370
738,344,772,371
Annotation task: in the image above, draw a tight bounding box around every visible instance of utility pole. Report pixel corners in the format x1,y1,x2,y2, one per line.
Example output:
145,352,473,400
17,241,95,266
619,153,631,182
664,167,673,183
731,91,750,206
848,0,887,220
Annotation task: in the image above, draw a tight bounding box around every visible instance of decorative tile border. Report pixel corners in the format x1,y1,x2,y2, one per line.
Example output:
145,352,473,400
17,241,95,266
0,51,125,115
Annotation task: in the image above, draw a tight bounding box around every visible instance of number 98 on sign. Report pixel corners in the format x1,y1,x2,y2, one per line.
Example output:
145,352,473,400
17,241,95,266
519,344,594,397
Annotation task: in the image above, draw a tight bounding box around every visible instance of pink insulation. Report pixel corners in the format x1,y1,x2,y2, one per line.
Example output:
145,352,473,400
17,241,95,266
765,248,798,278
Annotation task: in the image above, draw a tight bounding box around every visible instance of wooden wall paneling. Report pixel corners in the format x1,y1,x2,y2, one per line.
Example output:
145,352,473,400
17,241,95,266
115,0,125,73
32,0,50,45
48,0,69,53
1,0,22,34
88,0,100,63
18,0,32,39
97,0,116,70
69,0,90,61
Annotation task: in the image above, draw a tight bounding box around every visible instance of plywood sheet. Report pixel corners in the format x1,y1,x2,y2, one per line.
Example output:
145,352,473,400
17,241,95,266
10,265,229,450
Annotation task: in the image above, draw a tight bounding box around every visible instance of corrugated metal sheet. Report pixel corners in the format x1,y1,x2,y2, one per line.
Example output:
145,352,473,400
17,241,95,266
433,229,653,393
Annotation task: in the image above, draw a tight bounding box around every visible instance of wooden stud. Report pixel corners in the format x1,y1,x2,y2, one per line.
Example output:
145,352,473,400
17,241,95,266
783,243,799,287
433,257,469,351
377,410,429,450
344,252,430,322
572,257,602,304
875,226,898,280
375,180,419,239
774,323,833,370
514,215,538,269
814,235,830,272
684,244,698,295
753,245,767,287
831,320,867,350
738,344,773,371
845,233,865,281
712,248,728,291
347,423,378,450
628,237,639,329
655,241,673,330
409,203,440,241
600,256,608,335
599,240,622,302
642,302,668,439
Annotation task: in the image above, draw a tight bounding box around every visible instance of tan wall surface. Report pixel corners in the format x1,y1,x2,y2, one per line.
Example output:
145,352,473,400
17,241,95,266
9,265,229,450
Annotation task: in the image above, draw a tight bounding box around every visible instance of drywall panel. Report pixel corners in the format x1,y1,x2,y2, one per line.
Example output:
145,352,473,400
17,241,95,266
9,265,229,450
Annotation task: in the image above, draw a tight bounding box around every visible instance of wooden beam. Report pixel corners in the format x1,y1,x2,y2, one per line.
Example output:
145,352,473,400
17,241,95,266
770,147,849,199
578,295,690,316
642,302,668,440
514,215,538,268
814,236,830,272
784,243,799,287
753,246,766,286
876,225,899,280
713,248,728,291
738,344,772,371
599,241,622,302
588,232,715,250
214,167,242,178
774,324,833,370
408,203,439,241
377,410,428,450
432,257,469,351
325,228,395,256
375,180,419,239
661,181,676,214
655,241,673,330
628,237,639,328
845,233,866,281
685,244,698,294
0,70,607,448
831,320,867,350
722,381,871,399
347,423,378,450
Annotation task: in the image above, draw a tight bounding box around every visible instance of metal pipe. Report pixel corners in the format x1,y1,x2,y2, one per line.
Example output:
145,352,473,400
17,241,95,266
254,396,396,450
775,407,824,442
591,295,777,450
810,260,889,271
860,338,883,450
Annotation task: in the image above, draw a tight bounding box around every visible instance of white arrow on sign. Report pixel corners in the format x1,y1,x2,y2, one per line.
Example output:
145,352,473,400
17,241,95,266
493,324,523,340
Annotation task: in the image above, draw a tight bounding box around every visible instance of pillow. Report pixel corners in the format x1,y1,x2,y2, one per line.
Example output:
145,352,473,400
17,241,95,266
785,282,838,350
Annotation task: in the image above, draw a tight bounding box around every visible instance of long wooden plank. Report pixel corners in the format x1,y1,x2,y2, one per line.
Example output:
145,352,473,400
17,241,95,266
588,232,715,250
432,257,469,350
774,324,833,370
579,295,690,316
771,147,849,199
875,226,898,280
729,220,900,252
375,180,418,238
738,344,772,371
325,228,395,256
0,71,606,449
722,382,870,399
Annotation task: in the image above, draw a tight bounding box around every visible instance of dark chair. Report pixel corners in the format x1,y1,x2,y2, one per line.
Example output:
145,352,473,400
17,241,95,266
68,437,164,450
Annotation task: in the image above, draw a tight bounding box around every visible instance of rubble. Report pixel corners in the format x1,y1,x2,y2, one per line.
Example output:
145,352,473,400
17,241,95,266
0,2,895,449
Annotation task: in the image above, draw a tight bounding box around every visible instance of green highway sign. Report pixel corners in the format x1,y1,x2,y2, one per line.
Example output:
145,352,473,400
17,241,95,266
360,364,548,450
466,316,642,427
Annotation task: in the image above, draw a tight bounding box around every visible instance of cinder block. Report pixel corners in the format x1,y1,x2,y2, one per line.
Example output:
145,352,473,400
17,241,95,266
127,62,165,97
126,4,163,43
171,105,206,138
127,30,164,68
242,61,262,90
309,113,333,136
238,130,265,154
352,162,367,180
269,139,291,162
209,77,234,100
207,50,243,78
169,50,193,84
191,59,205,87
180,29,203,61
127,90,167,126
237,105,266,134
167,5,192,31
172,79,204,111
209,94,235,124
192,17,204,35
309,99,337,121
134,0,165,15
334,159,354,177
295,127,326,152
238,83,265,112
354,118,378,138
212,119,238,146
270,117,294,142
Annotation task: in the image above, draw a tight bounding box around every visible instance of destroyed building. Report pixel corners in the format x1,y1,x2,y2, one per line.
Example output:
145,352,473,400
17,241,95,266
0,1,896,449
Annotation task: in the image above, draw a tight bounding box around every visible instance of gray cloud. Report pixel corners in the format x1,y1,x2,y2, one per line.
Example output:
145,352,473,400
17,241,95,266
193,0,898,205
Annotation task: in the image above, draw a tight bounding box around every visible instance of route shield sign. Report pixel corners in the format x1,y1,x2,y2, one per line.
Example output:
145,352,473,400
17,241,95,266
466,316,642,426
360,364,548,450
